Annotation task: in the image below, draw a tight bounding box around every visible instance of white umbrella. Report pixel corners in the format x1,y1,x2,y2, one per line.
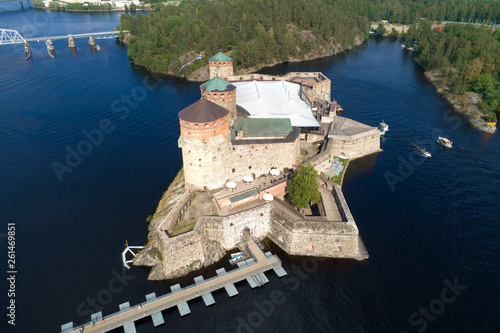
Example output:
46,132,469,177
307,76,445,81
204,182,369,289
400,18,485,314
226,182,237,189
262,193,274,201
270,168,280,176
243,176,253,183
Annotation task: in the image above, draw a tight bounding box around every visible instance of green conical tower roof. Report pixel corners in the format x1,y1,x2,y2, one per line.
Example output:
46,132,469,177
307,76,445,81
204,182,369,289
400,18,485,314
200,76,236,92
209,50,233,62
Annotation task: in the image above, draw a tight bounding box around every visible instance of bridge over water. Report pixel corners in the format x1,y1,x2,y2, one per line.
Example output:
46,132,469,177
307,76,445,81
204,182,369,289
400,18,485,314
61,238,288,333
0,28,127,45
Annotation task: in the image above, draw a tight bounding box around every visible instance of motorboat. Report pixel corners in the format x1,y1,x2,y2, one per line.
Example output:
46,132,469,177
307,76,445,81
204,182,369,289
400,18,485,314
412,142,431,158
419,147,431,158
437,137,453,148
378,121,389,136
46,39,55,58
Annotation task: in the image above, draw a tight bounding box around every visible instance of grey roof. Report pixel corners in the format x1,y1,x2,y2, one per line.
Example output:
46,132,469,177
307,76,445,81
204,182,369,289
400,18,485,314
179,98,229,123
328,117,379,140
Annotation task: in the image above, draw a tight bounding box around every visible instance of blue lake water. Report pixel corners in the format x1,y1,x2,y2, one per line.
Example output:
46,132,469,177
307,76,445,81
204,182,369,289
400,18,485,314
0,6,499,333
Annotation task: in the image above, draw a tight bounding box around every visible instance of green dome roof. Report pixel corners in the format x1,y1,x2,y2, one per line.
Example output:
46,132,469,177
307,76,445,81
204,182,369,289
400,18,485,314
209,51,233,62
200,76,236,92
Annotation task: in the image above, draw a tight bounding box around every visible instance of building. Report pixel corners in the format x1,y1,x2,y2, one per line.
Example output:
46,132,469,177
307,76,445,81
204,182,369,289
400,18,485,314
133,51,378,280
208,51,233,80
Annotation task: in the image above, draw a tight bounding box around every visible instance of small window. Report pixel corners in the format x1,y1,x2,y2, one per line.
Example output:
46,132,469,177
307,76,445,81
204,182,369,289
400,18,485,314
249,166,252,170
232,168,235,173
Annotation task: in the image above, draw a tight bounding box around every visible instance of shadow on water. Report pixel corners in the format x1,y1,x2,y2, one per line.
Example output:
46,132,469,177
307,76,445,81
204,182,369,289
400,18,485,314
263,238,359,276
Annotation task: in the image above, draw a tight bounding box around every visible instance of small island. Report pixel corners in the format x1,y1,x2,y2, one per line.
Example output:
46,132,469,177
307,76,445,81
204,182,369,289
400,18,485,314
132,52,380,280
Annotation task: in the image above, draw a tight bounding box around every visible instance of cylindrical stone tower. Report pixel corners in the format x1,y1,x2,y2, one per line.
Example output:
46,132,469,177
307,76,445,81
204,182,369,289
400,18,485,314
200,76,237,127
209,50,233,80
178,98,230,190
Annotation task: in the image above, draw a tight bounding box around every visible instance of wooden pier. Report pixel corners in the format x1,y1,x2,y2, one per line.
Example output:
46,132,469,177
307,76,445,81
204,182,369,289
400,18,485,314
61,239,286,333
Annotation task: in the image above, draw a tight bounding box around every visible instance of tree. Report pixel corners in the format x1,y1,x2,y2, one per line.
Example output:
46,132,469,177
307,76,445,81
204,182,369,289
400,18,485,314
287,164,320,210
375,23,386,36
463,58,484,82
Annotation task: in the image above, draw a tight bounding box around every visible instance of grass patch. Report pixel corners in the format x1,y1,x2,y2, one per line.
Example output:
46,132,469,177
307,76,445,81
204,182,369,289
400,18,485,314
156,251,163,261
330,158,349,186
171,219,197,237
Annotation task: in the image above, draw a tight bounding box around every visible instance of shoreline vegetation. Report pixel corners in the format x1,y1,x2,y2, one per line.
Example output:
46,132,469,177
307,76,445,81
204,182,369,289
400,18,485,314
372,21,498,133
118,0,372,81
31,0,158,12
404,21,498,134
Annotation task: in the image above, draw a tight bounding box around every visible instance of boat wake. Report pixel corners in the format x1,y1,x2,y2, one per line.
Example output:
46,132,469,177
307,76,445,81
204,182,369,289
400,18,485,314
452,146,500,177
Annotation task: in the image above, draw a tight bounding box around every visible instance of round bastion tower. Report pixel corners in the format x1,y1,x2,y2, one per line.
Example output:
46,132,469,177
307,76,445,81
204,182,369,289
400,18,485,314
178,98,230,190
208,50,233,80
200,76,237,127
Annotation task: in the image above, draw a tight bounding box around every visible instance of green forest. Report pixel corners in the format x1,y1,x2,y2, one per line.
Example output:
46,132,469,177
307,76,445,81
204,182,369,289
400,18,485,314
405,22,499,120
119,0,371,75
119,0,499,75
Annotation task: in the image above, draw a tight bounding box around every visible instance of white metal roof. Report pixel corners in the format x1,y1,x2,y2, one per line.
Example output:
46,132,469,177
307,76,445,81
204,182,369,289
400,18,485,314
232,80,320,127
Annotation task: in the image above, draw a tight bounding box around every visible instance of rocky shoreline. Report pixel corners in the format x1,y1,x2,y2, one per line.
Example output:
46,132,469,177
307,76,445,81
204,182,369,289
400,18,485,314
423,69,496,134
123,35,365,82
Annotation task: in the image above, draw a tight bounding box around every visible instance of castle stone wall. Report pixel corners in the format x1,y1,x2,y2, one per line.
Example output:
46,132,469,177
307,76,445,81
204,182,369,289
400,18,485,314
227,138,299,182
155,230,206,278
220,204,271,249
329,132,381,160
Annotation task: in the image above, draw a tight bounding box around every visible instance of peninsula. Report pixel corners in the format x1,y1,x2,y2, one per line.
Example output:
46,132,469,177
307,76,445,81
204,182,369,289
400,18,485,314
403,21,499,134
132,51,380,280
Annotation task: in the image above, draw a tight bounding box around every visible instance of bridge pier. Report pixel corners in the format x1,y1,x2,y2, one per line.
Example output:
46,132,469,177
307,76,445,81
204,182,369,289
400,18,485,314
23,41,31,60
88,36,96,48
19,1,23,8
68,37,75,49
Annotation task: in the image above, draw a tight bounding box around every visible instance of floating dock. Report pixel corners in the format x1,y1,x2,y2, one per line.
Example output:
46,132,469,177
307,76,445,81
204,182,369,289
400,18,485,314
61,238,286,333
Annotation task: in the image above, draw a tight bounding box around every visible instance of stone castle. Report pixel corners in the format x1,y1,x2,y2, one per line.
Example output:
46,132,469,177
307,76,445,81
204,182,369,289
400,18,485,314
133,51,380,280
